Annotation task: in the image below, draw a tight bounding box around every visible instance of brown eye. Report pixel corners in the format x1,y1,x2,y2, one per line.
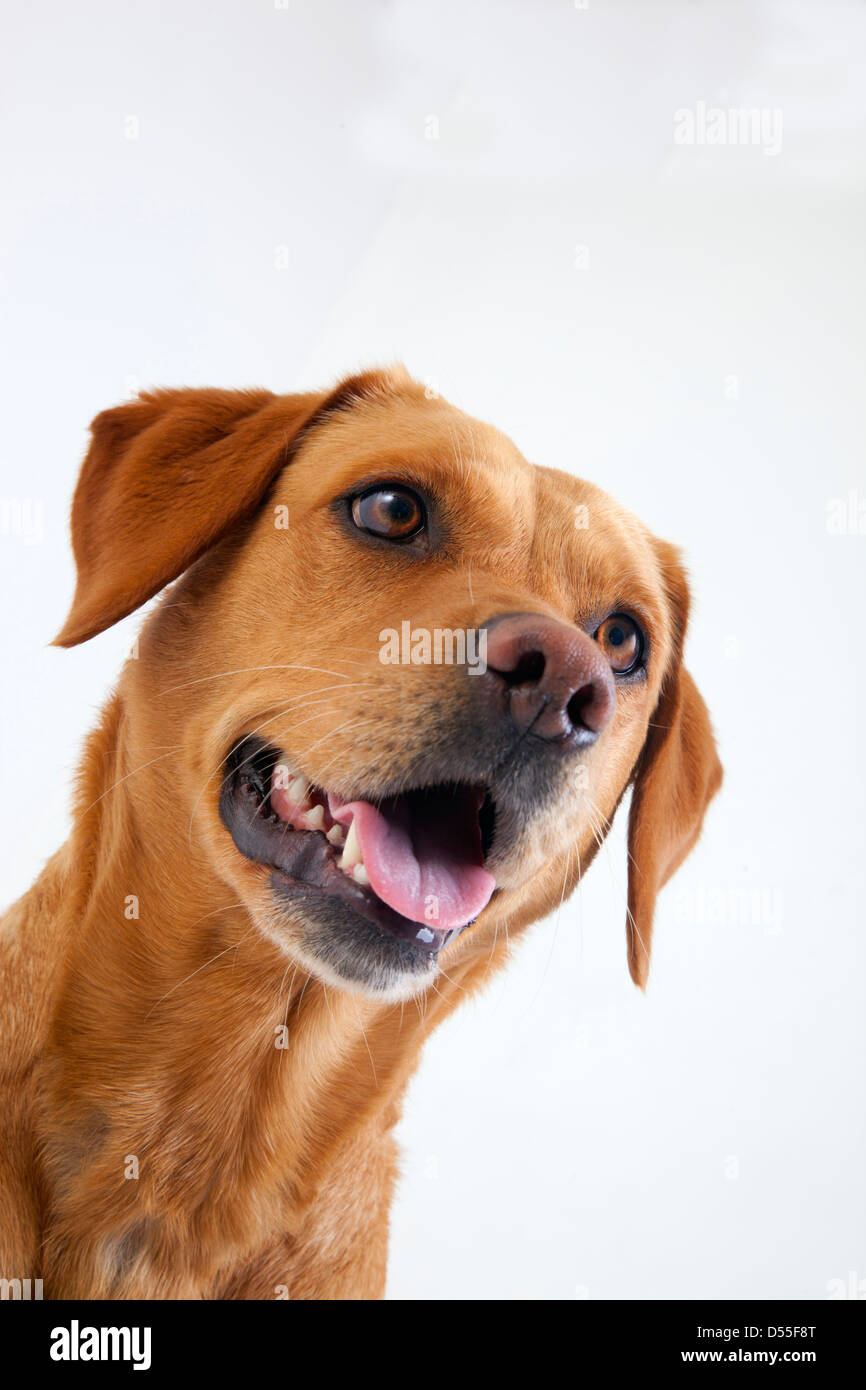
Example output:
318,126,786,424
595,613,643,675
351,486,424,540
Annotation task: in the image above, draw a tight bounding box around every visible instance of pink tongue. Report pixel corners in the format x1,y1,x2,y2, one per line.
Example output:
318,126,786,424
328,790,495,929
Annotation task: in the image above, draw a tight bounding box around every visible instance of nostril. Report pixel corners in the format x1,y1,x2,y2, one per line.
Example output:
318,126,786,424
567,680,603,733
494,649,546,688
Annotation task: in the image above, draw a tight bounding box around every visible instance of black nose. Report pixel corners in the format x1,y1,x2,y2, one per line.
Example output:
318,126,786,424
479,612,616,747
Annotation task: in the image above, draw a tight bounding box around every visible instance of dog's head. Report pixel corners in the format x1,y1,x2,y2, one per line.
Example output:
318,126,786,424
56,367,721,1001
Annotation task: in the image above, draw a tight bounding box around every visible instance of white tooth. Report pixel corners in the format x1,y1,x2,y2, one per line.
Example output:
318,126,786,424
338,819,362,870
303,805,325,831
353,863,370,887
326,824,346,847
288,775,310,806
272,763,292,791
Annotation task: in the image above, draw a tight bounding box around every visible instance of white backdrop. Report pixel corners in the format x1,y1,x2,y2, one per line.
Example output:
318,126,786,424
2,0,864,1299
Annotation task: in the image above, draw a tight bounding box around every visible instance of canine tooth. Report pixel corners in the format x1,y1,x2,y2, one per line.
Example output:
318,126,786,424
353,863,370,887
326,824,346,847
303,805,325,831
271,763,292,791
338,820,362,870
287,775,310,805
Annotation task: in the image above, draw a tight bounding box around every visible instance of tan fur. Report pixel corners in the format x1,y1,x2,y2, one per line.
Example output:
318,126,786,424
0,367,721,1298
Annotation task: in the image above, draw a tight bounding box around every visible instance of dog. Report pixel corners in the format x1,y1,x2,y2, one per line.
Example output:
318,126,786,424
0,365,721,1299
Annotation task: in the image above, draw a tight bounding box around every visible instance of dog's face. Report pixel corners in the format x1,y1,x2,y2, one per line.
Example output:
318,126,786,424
56,368,721,1002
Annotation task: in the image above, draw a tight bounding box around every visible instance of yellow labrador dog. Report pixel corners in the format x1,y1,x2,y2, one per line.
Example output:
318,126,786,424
0,366,721,1298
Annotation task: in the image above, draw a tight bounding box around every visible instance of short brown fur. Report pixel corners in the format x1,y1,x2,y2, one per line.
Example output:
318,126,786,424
0,367,721,1298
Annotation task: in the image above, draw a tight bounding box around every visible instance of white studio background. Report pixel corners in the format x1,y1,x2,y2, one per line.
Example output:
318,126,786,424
1,0,864,1299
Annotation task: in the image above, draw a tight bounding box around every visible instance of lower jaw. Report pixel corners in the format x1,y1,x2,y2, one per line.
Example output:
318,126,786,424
269,856,459,958
272,876,455,998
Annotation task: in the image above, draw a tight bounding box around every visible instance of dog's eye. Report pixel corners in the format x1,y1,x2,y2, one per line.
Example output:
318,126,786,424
351,487,425,540
595,613,643,675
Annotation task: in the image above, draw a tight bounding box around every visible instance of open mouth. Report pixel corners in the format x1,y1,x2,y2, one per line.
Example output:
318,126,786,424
220,737,497,965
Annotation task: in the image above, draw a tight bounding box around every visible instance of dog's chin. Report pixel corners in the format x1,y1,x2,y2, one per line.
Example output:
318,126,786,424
218,736,500,1000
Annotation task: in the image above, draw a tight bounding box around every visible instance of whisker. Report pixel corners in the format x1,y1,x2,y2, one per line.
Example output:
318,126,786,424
144,927,256,1019
158,663,369,697
80,749,179,816
351,996,377,1086
184,685,377,841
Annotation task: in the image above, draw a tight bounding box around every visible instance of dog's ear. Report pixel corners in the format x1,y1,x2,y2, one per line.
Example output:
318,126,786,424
53,386,331,646
625,547,722,989
53,377,410,647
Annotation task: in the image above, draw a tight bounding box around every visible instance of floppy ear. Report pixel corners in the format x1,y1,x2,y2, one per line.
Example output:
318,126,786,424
53,385,331,646
625,551,723,989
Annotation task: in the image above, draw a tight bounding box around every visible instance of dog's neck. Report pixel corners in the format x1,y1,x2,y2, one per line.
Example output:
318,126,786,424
40,691,504,1296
